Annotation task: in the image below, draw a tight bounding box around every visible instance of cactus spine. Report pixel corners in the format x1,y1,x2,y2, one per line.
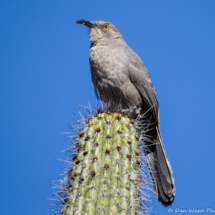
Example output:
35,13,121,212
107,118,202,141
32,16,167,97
63,112,142,215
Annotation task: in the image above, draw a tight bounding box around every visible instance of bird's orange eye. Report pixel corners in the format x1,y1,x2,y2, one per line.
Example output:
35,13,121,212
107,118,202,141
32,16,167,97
104,25,109,30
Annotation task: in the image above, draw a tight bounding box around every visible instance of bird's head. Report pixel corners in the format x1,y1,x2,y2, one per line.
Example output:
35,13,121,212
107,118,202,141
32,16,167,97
75,19,124,44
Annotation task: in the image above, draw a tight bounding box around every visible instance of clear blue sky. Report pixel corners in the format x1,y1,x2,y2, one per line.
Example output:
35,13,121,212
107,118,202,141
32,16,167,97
1,0,215,214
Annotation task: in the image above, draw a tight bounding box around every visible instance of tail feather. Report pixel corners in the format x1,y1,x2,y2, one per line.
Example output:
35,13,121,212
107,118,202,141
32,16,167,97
145,130,176,206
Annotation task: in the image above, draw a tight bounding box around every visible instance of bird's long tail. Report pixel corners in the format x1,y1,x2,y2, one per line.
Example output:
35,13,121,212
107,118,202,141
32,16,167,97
145,127,176,206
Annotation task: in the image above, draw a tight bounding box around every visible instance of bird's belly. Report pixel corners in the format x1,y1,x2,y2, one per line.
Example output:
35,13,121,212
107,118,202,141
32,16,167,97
96,78,142,109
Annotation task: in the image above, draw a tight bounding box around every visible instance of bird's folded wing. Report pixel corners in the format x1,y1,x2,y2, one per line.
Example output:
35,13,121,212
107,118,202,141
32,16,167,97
127,57,159,121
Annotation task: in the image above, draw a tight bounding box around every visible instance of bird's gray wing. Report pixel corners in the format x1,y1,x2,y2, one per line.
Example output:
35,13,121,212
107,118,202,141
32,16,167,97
127,49,176,206
127,52,159,121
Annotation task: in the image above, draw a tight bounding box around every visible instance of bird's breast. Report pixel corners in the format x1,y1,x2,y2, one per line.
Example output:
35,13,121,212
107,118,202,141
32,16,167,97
90,45,129,85
89,45,142,108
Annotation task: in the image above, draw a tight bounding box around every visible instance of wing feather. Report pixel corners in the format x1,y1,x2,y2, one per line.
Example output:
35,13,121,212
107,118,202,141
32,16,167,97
128,57,159,121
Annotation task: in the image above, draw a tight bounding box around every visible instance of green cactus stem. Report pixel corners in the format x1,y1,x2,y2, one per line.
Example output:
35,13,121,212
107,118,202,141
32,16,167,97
51,108,151,215
63,112,143,215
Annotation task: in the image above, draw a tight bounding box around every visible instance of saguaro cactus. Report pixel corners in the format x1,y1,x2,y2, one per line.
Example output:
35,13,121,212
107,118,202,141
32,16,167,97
52,109,151,215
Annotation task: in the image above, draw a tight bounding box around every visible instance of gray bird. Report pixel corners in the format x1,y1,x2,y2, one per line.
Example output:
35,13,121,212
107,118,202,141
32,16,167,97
75,19,176,206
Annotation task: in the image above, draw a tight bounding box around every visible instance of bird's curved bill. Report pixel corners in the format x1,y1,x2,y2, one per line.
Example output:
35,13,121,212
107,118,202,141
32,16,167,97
75,19,94,28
